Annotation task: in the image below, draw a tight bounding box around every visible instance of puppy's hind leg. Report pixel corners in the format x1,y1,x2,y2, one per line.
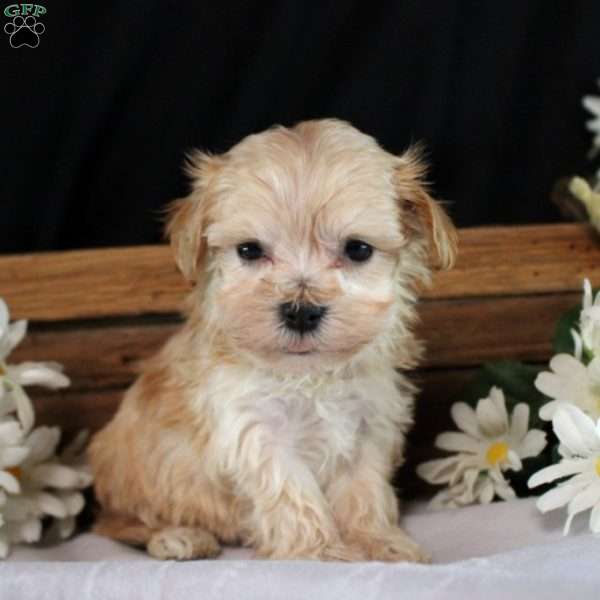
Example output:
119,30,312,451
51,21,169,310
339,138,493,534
94,512,222,560
94,512,156,546
147,527,221,561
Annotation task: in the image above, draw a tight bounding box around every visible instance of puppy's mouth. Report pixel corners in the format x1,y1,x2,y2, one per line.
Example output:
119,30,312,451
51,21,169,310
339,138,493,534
282,337,319,356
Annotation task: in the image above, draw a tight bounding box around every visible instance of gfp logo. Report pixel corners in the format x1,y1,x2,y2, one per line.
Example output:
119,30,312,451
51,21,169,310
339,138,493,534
3,4,46,48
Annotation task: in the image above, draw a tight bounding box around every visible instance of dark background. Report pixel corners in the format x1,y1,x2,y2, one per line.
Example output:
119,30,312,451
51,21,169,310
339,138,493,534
2,1,600,254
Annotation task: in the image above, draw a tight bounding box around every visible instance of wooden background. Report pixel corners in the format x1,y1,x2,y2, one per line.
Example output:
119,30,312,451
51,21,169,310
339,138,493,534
2,223,599,496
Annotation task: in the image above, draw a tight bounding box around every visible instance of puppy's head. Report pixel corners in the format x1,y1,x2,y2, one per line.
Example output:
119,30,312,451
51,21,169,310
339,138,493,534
167,119,457,373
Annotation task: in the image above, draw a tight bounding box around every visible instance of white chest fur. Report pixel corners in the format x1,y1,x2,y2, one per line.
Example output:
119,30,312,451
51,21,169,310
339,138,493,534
201,366,411,488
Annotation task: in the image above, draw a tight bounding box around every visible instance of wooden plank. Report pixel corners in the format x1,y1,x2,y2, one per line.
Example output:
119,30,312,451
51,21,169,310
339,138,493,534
1,224,599,322
428,223,600,300
32,387,122,436
12,319,180,391
0,246,189,322
417,292,579,368
10,291,575,392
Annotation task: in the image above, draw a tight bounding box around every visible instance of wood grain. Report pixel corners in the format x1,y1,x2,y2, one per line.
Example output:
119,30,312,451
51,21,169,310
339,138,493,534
1,223,599,322
429,223,600,299
417,292,579,367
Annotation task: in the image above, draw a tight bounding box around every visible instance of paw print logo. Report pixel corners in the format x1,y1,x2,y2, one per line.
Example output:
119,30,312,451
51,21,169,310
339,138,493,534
4,15,45,48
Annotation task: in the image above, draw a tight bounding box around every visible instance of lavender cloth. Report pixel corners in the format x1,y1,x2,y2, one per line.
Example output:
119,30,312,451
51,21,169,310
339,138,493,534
2,498,598,599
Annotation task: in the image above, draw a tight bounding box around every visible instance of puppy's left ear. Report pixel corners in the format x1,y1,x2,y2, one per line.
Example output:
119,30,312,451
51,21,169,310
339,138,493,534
395,147,458,270
164,151,223,283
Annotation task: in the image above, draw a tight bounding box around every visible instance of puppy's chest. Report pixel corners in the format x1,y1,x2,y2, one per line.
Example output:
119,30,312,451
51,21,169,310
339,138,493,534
216,380,374,481
257,391,366,468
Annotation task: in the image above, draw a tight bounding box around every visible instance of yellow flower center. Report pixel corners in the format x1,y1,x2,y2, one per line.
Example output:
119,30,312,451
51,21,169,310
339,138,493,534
486,441,509,466
6,466,21,480
595,458,600,477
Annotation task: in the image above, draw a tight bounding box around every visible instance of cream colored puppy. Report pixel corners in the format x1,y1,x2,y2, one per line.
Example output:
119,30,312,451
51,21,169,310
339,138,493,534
89,119,457,562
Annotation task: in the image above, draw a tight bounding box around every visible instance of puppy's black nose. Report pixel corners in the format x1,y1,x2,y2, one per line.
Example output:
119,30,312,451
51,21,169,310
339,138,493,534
279,302,327,334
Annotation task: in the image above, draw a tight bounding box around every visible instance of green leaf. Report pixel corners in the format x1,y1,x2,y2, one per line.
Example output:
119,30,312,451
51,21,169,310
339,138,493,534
458,361,547,429
553,304,580,356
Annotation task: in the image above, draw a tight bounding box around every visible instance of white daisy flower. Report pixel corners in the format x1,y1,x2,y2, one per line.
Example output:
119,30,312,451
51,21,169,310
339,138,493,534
0,296,91,558
583,81,600,158
535,354,600,421
529,404,600,534
4,427,91,526
0,298,69,435
417,387,547,508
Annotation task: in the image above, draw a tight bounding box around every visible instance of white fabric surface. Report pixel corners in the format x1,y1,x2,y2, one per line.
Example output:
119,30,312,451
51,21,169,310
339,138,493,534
2,498,599,599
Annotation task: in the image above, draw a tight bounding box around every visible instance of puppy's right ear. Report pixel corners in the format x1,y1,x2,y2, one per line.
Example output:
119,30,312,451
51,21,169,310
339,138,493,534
164,151,222,283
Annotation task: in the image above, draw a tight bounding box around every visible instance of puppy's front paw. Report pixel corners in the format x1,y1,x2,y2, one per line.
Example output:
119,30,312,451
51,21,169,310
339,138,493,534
318,542,366,562
258,540,364,562
147,527,221,560
346,528,429,563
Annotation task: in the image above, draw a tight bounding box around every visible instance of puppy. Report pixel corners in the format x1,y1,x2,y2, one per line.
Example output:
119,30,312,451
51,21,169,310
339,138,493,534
89,119,457,561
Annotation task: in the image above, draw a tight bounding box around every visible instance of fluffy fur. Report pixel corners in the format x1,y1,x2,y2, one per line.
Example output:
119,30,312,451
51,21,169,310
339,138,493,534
89,119,457,561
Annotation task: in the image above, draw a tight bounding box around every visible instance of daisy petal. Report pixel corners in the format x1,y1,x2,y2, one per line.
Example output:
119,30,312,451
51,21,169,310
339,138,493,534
478,478,495,504
416,456,463,485
0,470,21,494
25,426,61,464
539,400,559,421
0,391,17,420
554,405,600,456
476,391,508,437
536,474,594,513
28,463,92,489
0,446,29,468
59,491,85,516
506,450,522,471
430,489,456,510
549,354,583,377
34,492,68,518
509,403,529,443
568,481,600,515
11,385,34,433
7,362,69,390
6,320,27,355
518,429,547,459
566,483,600,529
0,421,24,446
451,403,481,438
435,432,482,454
18,518,42,543
494,478,516,501
528,459,587,488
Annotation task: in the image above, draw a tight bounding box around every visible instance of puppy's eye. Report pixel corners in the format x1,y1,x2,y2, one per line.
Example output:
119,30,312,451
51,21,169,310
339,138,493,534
344,239,373,263
237,241,265,261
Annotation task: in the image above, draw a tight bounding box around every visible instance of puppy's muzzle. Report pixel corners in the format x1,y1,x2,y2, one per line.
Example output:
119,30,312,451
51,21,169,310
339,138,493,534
279,302,328,335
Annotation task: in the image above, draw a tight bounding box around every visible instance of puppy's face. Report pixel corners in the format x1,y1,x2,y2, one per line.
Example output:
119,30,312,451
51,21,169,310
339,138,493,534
167,120,456,372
